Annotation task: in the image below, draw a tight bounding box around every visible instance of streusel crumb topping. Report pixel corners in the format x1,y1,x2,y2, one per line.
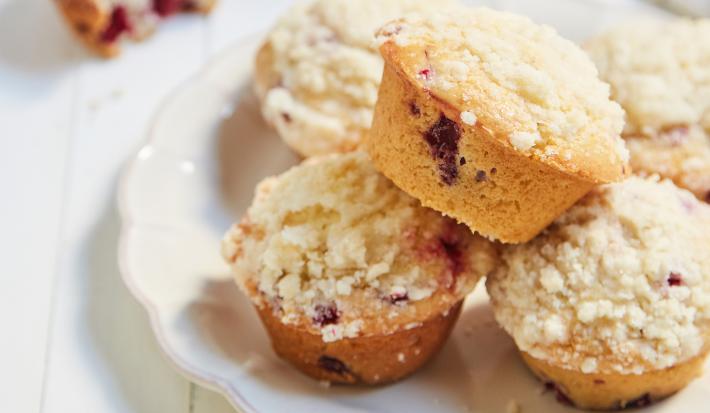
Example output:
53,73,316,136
586,19,710,136
223,152,496,341
488,176,710,374
261,0,456,156
376,7,627,179
586,19,710,201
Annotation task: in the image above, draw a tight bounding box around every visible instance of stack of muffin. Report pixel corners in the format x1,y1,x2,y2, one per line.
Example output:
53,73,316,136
222,0,710,410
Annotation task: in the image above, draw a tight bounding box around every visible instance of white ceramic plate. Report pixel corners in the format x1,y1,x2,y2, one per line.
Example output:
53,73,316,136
117,1,709,412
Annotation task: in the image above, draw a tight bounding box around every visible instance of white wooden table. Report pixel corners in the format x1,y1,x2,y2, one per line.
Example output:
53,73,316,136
4,1,707,412
0,0,292,411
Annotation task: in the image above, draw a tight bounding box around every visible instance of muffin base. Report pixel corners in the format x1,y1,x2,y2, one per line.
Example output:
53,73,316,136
255,301,463,385
521,351,708,410
366,63,598,243
54,0,216,57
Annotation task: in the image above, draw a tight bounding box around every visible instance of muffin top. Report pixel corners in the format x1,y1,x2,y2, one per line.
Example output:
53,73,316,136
257,0,456,157
487,176,710,375
222,152,497,342
376,7,627,183
586,19,710,136
586,19,710,202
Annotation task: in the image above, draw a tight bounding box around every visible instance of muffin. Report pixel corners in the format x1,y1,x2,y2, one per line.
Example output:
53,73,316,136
487,176,710,410
365,7,628,243
54,0,216,57
254,0,457,157
586,19,710,202
221,152,497,384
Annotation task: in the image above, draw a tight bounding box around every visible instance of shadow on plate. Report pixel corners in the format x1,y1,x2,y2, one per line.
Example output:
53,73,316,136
452,300,577,413
214,85,300,221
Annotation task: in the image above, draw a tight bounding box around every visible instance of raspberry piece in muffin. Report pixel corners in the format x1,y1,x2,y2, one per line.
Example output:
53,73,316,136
366,7,628,243
254,0,458,157
423,114,462,185
586,19,710,202
53,0,217,57
221,152,497,384
487,176,710,410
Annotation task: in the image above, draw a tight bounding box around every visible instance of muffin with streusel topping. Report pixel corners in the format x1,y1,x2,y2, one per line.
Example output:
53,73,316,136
586,19,710,203
254,0,457,157
54,0,216,57
366,7,628,243
222,152,497,384
487,176,710,410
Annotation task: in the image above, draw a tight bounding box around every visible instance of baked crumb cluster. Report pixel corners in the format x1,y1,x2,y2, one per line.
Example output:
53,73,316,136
222,152,495,342
260,0,454,156
376,7,627,172
586,19,710,201
487,177,710,374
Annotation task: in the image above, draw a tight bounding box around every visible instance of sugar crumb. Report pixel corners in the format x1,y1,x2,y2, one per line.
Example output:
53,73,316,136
460,111,478,126
509,131,541,152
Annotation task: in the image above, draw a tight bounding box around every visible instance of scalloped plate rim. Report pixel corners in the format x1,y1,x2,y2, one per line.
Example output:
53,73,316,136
116,35,262,413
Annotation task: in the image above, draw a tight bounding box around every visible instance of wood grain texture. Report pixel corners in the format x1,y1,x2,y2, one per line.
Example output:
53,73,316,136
0,0,291,411
0,0,78,411
39,14,206,413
